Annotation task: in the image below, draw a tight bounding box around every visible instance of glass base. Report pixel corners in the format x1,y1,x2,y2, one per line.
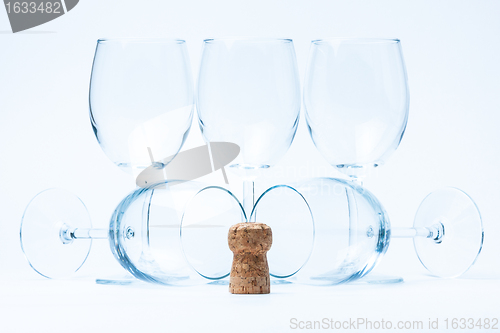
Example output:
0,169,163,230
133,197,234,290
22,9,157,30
295,273,403,286
351,274,404,285
250,185,314,279
181,186,246,280
335,163,379,179
96,277,139,286
20,189,92,279
413,188,483,278
208,280,228,286
96,277,295,287
228,163,270,180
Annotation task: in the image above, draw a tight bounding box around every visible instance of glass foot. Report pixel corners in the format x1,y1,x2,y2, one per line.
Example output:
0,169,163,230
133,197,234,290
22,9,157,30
96,277,138,285
208,280,229,286
181,186,246,280
20,189,92,279
351,274,404,285
96,275,191,286
271,279,293,285
251,185,314,279
413,188,483,278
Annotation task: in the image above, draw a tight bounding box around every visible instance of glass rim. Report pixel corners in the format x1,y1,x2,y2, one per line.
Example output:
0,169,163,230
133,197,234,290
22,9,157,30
311,37,400,45
204,37,293,43
97,38,186,44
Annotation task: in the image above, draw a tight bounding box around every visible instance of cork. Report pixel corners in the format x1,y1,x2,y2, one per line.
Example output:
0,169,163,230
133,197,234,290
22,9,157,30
228,222,272,294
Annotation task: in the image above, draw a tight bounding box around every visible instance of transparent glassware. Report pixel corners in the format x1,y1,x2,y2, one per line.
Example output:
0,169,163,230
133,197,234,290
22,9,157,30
89,38,194,174
181,183,314,281
197,38,301,216
20,181,315,284
304,38,409,282
20,181,246,285
304,38,409,180
251,178,483,285
248,185,314,279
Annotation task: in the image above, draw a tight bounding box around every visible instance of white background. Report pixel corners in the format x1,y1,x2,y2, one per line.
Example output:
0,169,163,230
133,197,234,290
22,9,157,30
0,0,499,332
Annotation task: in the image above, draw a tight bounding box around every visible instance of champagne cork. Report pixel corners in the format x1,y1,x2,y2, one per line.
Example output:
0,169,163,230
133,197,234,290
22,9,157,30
228,222,272,294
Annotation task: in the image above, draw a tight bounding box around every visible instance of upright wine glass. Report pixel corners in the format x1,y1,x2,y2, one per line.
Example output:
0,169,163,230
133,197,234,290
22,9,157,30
89,38,194,176
88,38,194,282
304,38,409,182
197,38,301,216
304,38,409,276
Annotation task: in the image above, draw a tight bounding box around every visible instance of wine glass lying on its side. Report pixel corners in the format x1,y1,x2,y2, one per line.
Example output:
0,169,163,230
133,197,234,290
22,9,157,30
21,179,315,285
251,178,484,285
304,38,410,281
20,181,246,285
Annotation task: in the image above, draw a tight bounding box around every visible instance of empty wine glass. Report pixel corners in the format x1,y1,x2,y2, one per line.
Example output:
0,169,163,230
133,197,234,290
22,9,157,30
20,181,246,284
88,38,195,282
251,178,483,285
304,38,409,277
304,38,409,182
197,38,301,216
89,38,194,176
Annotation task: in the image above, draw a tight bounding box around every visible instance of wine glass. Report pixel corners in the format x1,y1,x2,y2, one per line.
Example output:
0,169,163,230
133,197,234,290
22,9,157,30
88,38,195,282
89,38,194,176
20,181,246,284
304,38,409,182
251,178,483,285
197,38,301,216
304,38,409,278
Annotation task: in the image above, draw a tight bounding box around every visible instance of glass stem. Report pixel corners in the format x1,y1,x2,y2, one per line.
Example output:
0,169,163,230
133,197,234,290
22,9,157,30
391,223,444,241
65,228,108,240
352,176,364,187
243,180,255,222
